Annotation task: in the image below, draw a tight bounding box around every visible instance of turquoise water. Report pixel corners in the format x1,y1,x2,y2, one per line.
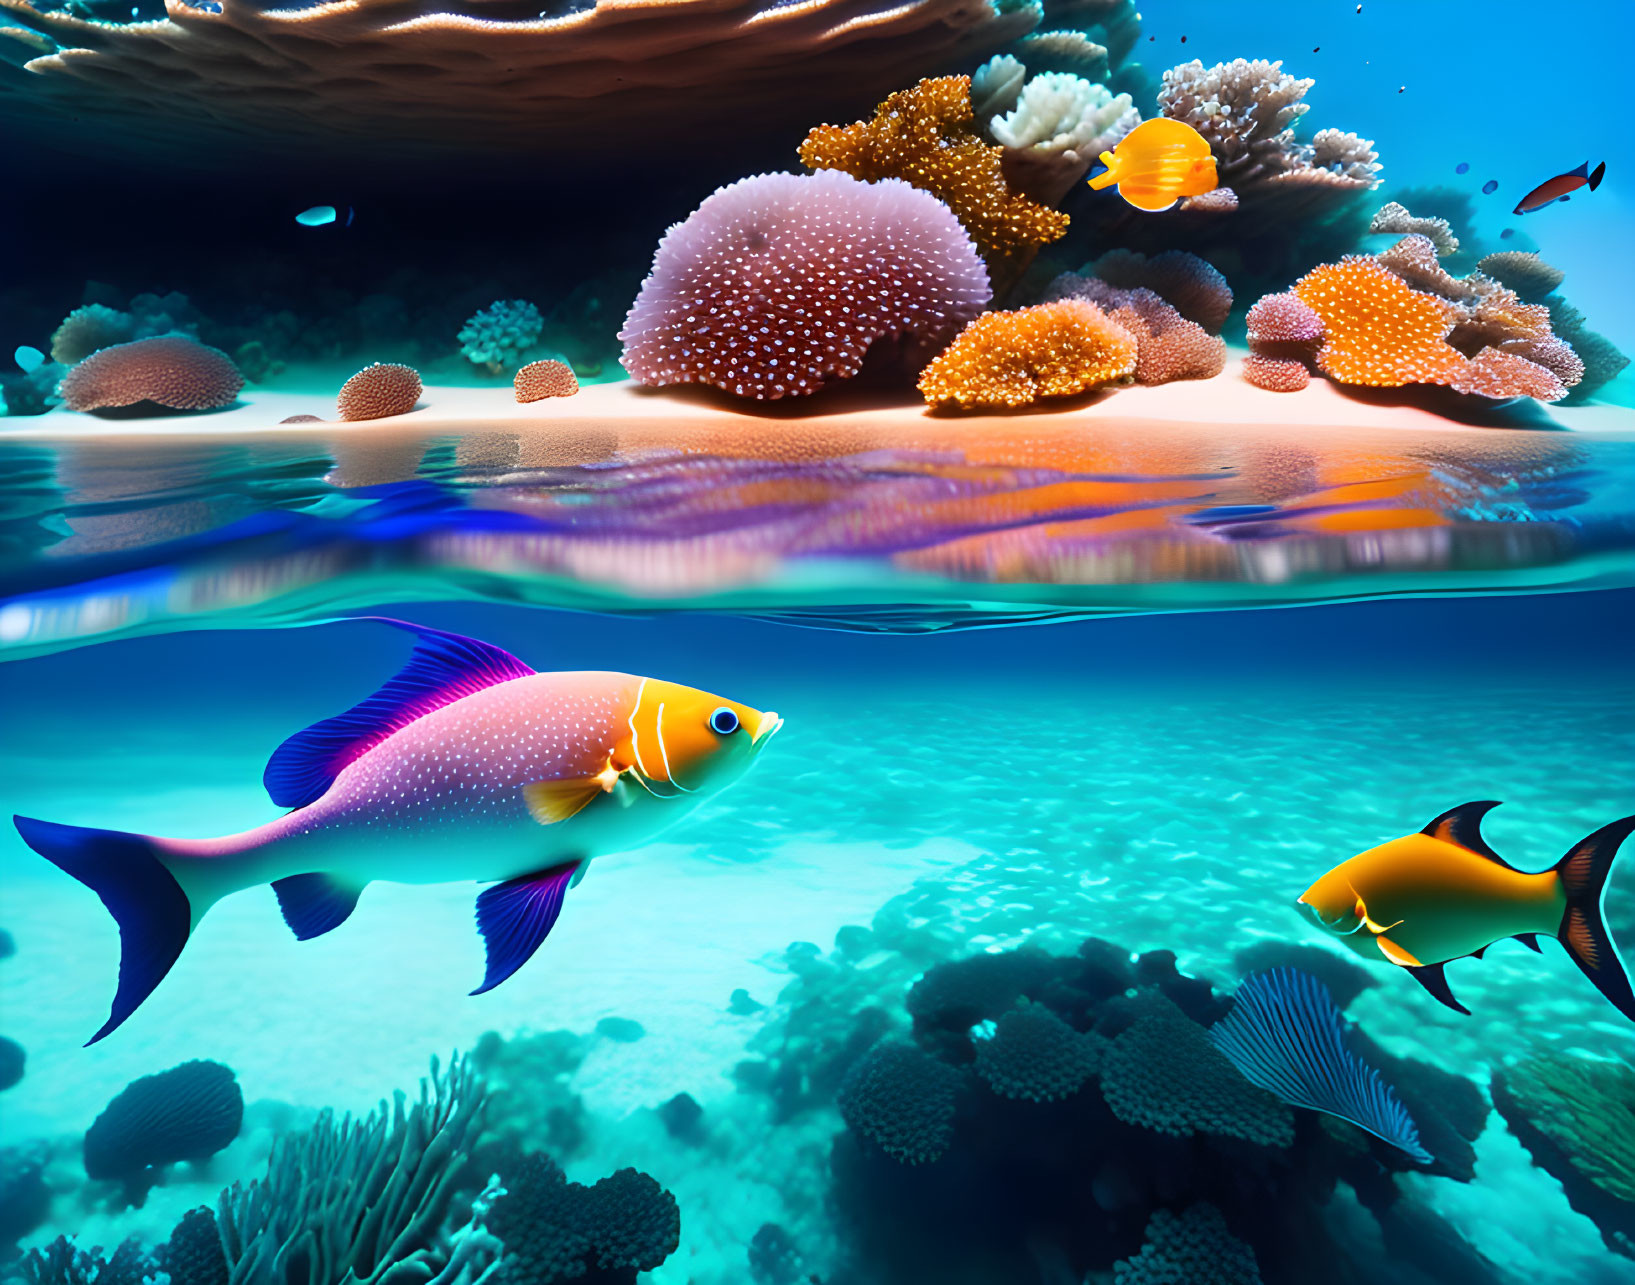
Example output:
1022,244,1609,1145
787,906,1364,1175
4,0,1635,1282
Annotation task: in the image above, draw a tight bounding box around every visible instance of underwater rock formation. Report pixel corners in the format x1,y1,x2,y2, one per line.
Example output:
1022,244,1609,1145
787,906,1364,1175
917,299,1139,409
336,363,422,421
58,336,244,414
82,1060,243,1206
458,301,543,374
800,76,1069,288
514,360,578,403
1491,1053,1635,1257
620,170,990,401
0,0,1038,160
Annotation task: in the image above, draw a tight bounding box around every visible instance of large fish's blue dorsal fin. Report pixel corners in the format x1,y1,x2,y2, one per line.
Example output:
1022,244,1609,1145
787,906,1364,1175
1421,800,1518,869
264,618,536,808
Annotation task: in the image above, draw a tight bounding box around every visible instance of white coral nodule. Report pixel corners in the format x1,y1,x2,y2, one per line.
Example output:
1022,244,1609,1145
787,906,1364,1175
989,72,1137,157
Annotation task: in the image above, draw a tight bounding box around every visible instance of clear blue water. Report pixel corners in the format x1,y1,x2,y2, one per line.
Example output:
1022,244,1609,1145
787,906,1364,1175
3,1,1635,1284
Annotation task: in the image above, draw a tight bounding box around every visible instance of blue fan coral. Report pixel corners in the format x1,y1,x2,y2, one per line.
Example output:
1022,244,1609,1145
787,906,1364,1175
458,299,543,373
1208,967,1430,1163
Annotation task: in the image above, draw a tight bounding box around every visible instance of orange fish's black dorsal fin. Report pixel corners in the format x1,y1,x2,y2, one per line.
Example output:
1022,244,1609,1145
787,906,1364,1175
1422,800,1518,869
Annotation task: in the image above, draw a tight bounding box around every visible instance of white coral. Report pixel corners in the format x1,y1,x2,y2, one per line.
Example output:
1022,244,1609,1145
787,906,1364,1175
972,53,1026,122
990,72,1138,205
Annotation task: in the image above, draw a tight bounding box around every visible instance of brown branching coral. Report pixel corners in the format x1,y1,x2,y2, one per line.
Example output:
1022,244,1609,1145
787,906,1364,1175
800,75,1070,284
917,299,1137,409
0,0,1038,160
1157,58,1379,219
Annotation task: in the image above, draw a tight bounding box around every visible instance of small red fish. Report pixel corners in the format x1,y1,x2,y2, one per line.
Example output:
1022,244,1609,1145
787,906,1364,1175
1514,161,1605,214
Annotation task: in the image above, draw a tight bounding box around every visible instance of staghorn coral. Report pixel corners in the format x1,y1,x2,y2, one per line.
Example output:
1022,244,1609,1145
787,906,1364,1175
458,300,542,373
1370,200,1458,256
1041,278,1223,383
1477,250,1565,302
83,1061,243,1205
1491,1053,1635,1256
989,71,1138,206
1087,248,1232,332
917,299,1138,409
620,170,990,400
0,0,1039,161
1157,58,1379,219
1448,347,1567,402
50,302,135,365
1114,1204,1263,1285
484,1152,680,1284
337,363,422,421
1241,353,1309,392
837,1040,960,1164
1293,256,1465,388
59,336,244,413
799,75,1069,281
1100,990,1293,1146
972,1001,1103,1101
218,1054,486,1285
514,359,579,403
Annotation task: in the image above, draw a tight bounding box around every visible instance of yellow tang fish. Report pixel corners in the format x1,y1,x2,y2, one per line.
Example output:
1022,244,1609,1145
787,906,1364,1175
1087,117,1219,212
1297,802,1635,1019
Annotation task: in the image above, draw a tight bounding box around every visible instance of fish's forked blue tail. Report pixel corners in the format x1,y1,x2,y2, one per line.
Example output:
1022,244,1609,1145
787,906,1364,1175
1555,815,1635,1022
13,816,193,1045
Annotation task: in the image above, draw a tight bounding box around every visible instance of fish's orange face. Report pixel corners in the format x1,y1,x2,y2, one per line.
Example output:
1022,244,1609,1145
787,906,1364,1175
1296,871,1368,938
619,678,782,798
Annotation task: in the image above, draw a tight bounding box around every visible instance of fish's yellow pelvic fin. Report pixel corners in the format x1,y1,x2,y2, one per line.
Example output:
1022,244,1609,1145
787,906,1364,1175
1376,935,1423,968
522,772,615,825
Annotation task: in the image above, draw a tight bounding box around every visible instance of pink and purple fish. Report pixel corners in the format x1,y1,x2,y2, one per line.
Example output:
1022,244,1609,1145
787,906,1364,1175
15,619,782,1043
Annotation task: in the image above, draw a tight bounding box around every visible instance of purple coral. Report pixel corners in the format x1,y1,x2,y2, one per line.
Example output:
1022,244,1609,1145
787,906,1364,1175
1245,291,1323,346
619,170,990,400
1088,249,1233,333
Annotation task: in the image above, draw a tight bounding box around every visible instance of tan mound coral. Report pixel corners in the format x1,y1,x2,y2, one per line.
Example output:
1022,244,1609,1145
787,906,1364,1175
514,359,579,403
917,300,1137,410
1293,257,1464,388
337,363,422,421
59,335,243,413
0,0,1037,158
1448,348,1566,402
799,75,1070,279
1242,353,1310,392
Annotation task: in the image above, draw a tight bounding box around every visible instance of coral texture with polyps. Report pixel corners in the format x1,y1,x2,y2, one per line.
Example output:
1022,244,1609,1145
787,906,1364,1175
458,300,542,373
1242,353,1310,391
1477,251,1566,302
514,360,579,403
619,170,990,401
1086,248,1232,332
1293,257,1466,388
59,336,244,413
1157,58,1379,216
1114,1204,1263,1285
81,1061,243,1204
0,0,1037,158
1369,200,1458,256
1246,290,1323,345
973,1002,1104,1101
1040,278,1224,384
799,76,1069,279
337,363,422,420
837,1040,959,1164
988,71,1138,205
50,303,136,365
917,299,1138,409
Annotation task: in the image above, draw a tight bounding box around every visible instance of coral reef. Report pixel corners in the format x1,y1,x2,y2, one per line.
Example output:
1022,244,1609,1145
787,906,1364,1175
337,363,423,421
0,361,67,416
458,301,543,374
917,299,1138,409
1293,257,1466,388
620,170,990,400
836,1041,959,1164
1448,347,1567,402
469,1028,592,1158
1241,352,1311,392
1491,1053,1635,1256
0,1146,51,1253
15,1237,152,1285
1083,248,1232,332
799,75,1069,285
82,1061,243,1205
1369,201,1458,256
217,1054,485,1285
1209,969,1429,1162
988,71,1138,206
514,360,578,403
49,303,136,365
1041,277,1224,384
58,336,243,414
972,1002,1103,1101
0,0,1038,159
483,1152,680,1283
1114,1204,1262,1285
1476,251,1566,303
157,1208,229,1285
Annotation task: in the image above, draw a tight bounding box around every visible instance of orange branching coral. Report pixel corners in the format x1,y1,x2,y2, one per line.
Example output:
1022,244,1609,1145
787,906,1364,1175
917,300,1137,410
1293,257,1465,388
514,359,579,403
1448,349,1567,402
337,363,422,421
799,76,1070,275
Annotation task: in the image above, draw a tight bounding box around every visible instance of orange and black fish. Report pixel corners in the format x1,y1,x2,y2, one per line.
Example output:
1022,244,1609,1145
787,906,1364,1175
1514,161,1605,214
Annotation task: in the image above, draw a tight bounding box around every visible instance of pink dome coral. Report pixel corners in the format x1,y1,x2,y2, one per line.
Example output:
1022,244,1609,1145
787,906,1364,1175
1246,292,1323,346
619,170,990,400
1242,354,1310,392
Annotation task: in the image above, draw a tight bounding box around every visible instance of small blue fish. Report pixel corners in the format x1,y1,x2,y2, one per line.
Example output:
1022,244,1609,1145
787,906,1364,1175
296,205,337,226
1482,180,1499,195
13,345,44,374
1500,228,1516,240
1456,162,1469,175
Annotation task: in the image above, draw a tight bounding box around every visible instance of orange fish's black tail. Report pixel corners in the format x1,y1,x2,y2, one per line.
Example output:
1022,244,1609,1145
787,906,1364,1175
1554,815,1635,1021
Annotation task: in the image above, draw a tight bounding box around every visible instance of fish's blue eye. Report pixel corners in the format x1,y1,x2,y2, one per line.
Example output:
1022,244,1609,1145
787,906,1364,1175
709,706,740,735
